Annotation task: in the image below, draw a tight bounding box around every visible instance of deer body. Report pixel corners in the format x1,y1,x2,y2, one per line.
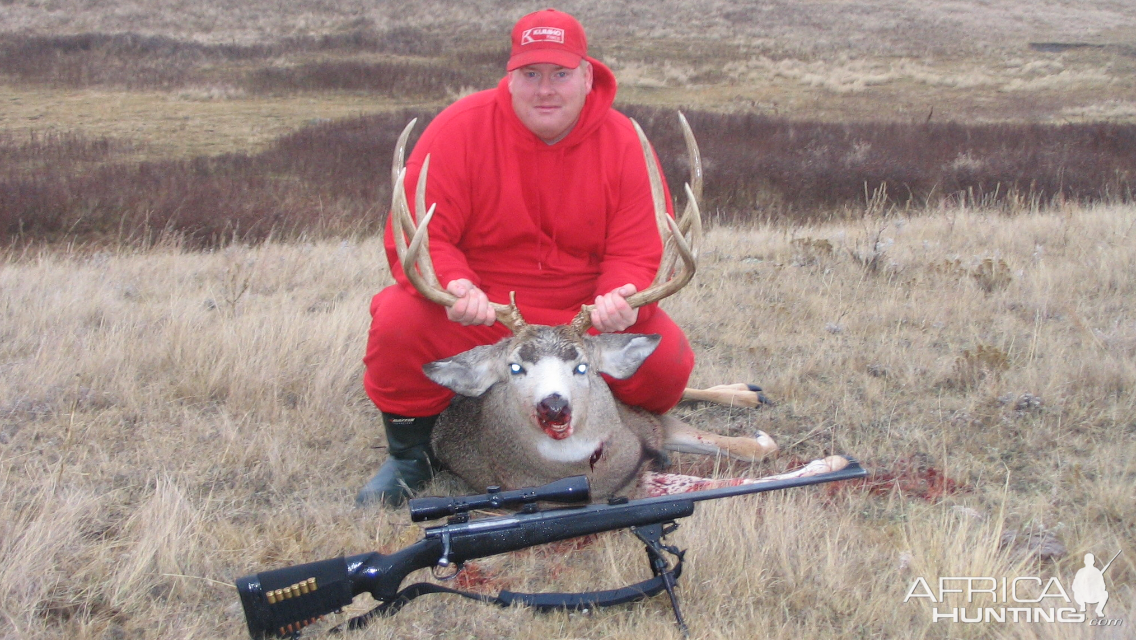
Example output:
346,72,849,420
431,399,664,499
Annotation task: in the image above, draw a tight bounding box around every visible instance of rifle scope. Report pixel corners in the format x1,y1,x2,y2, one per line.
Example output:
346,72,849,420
408,475,590,521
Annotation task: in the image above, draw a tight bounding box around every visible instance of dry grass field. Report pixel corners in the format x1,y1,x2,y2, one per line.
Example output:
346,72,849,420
2,1,1135,639
2,207,1134,639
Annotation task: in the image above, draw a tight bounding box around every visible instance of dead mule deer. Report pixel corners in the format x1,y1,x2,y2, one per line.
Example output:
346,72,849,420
389,114,778,499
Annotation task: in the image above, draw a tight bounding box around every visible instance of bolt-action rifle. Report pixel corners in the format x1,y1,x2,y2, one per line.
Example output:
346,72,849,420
235,456,866,639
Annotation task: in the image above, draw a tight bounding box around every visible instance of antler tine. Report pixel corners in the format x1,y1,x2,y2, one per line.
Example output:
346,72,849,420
631,118,672,254
652,180,702,289
390,166,413,268
677,111,703,258
653,113,703,288
401,202,459,308
625,213,695,307
391,120,419,245
411,155,441,287
498,292,526,333
570,114,702,334
392,119,417,192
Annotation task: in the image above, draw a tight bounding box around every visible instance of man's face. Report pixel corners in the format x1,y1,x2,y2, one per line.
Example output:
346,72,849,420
508,62,593,144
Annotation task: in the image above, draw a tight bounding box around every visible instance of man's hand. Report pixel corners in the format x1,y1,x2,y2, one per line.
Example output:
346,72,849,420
446,279,496,326
590,284,639,333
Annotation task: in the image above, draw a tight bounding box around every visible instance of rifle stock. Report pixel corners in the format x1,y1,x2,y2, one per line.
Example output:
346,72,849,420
235,458,865,638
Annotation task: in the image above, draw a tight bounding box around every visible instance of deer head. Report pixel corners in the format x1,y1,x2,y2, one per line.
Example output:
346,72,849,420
424,326,660,441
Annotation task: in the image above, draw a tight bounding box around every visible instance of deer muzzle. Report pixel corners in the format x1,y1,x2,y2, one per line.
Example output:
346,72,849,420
536,394,572,440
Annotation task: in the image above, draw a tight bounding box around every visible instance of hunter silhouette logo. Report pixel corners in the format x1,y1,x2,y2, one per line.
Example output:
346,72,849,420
1073,550,1121,617
521,27,565,46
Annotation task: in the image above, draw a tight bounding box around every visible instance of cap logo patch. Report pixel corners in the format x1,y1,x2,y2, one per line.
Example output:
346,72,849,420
521,27,565,46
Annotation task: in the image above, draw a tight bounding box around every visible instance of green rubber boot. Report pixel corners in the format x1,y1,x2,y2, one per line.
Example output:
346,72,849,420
355,413,440,507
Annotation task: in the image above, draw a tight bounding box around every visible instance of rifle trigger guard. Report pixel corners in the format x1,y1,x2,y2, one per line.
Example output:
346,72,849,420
432,562,463,581
432,531,462,580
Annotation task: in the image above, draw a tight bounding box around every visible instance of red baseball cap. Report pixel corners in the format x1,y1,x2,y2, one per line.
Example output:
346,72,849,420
507,9,588,71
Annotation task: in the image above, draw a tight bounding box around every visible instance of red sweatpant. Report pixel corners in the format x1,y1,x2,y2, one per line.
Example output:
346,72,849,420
363,285,694,416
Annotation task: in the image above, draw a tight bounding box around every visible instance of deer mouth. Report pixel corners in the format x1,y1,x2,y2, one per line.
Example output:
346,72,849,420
536,399,573,440
538,416,572,440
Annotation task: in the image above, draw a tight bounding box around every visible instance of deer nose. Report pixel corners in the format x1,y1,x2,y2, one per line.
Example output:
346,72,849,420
537,394,571,424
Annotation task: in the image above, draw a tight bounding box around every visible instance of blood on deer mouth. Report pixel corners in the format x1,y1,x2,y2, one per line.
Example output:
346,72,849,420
538,415,572,440
536,396,572,440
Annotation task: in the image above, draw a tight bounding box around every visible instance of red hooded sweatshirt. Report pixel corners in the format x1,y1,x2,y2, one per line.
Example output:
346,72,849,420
384,58,673,320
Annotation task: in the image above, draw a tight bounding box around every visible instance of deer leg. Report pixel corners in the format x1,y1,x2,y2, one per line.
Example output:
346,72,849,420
681,383,771,408
660,415,778,462
640,456,850,497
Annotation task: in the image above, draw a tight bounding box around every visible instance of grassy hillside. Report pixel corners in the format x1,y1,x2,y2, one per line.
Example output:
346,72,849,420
2,0,1135,159
3,108,1133,247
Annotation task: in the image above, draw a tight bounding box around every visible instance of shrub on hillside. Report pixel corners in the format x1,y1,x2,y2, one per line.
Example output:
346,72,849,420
2,108,1133,248
623,106,1136,221
0,112,436,247
0,32,504,95
244,61,487,98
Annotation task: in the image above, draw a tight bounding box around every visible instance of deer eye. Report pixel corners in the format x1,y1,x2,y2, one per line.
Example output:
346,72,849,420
509,363,525,375
574,363,588,375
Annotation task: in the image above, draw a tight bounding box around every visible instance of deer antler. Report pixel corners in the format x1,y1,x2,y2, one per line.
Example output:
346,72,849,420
569,113,703,334
389,120,527,333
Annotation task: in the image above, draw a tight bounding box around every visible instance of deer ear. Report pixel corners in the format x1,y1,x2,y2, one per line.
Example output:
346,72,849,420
593,334,661,380
423,342,510,397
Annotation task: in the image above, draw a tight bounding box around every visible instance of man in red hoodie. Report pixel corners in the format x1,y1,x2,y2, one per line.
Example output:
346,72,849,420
357,9,695,506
